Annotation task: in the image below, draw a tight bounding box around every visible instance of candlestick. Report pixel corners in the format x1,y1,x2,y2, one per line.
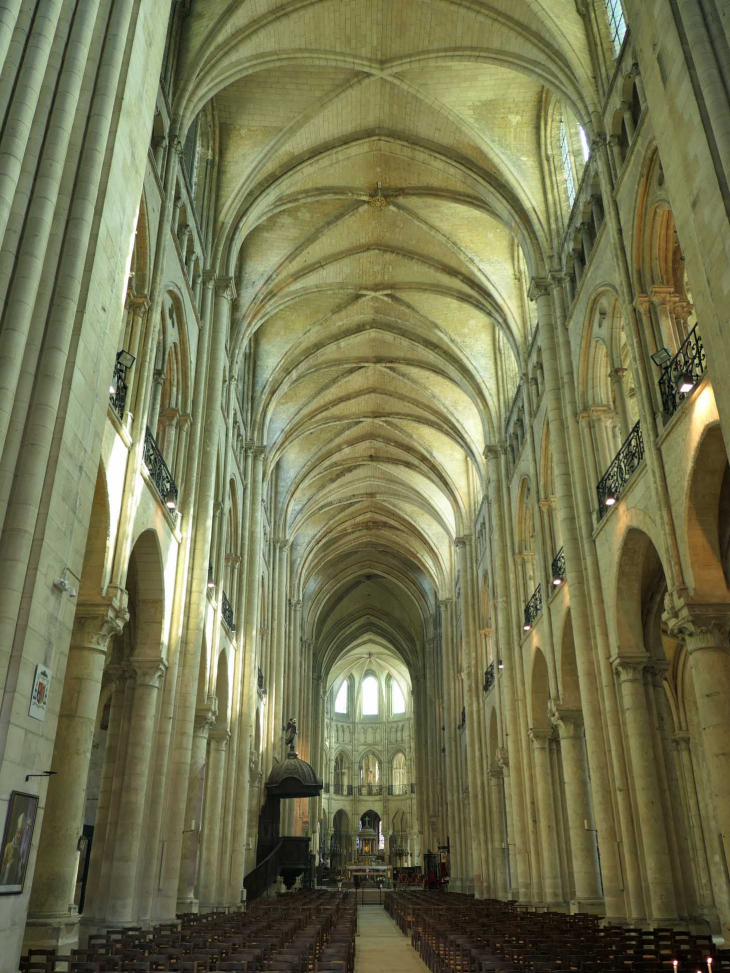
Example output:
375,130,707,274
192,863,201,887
707,958,713,973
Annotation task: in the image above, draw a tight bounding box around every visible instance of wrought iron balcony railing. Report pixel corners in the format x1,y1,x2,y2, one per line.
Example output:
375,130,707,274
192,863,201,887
389,784,409,796
221,589,235,631
551,547,566,586
109,357,129,420
411,782,416,794
484,661,495,693
658,323,707,418
333,784,350,796
358,784,382,796
458,706,466,730
258,666,265,691
523,584,542,632
144,427,178,510
597,419,644,519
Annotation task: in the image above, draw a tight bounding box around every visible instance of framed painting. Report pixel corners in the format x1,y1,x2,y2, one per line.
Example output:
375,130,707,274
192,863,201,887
0,791,38,894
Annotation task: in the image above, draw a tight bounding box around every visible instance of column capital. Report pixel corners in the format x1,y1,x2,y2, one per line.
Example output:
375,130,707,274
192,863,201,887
529,727,553,746
663,599,730,653
549,704,584,738
209,728,231,748
454,535,471,548
126,293,150,315
496,747,509,770
194,703,217,734
132,658,167,687
290,598,302,610
214,276,237,301
72,593,129,654
528,277,551,301
611,655,651,683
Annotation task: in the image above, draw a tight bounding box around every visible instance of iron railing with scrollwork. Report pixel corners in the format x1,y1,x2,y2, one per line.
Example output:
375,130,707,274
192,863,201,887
410,782,416,794
551,547,566,585
221,589,235,631
597,420,644,519
458,707,466,730
334,784,350,796
523,584,542,630
109,357,128,420
358,784,383,796
484,661,495,693
144,427,178,510
658,323,706,418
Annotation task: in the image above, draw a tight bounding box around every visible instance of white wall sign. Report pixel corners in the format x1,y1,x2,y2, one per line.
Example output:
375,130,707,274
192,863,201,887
29,665,52,722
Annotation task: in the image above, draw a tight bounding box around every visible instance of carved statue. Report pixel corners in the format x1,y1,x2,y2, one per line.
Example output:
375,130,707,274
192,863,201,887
285,718,298,752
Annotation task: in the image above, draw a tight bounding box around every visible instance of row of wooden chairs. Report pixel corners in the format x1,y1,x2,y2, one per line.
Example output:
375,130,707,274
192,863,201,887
386,891,729,973
20,891,356,973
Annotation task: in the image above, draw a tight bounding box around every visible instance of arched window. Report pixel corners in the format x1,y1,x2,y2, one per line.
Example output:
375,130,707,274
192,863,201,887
560,118,576,207
361,754,380,785
392,752,407,795
362,675,379,715
334,752,350,795
335,680,348,714
605,0,627,54
391,680,406,715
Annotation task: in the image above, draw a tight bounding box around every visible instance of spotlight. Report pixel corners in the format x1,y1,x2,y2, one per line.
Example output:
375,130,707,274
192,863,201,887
498,661,504,670
165,491,177,510
109,382,117,395
116,349,136,369
523,622,532,632
604,490,617,507
207,578,215,589
651,347,672,367
553,576,562,586
677,370,695,394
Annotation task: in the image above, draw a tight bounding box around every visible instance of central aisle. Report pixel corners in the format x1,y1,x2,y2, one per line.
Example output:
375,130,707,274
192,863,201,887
355,905,430,973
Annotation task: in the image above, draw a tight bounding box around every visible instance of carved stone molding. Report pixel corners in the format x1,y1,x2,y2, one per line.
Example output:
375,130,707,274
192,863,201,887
72,593,129,654
663,599,730,654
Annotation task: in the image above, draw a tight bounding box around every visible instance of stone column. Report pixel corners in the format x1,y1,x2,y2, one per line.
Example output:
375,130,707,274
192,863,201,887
485,446,531,900
25,596,128,948
227,444,265,902
609,368,631,439
529,729,563,905
199,729,230,909
81,664,131,923
177,705,216,911
106,660,166,924
147,369,165,437
613,657,678,923
673,731,715,918
488,769,507,898
455,536,489,897
551,708,602,909
666,602,730,932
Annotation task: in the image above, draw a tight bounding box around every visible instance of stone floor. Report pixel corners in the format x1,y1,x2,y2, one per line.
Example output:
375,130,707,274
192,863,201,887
355,906,428,973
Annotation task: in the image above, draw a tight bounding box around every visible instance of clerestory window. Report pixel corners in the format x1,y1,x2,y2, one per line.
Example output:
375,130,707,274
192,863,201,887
605,0,627,54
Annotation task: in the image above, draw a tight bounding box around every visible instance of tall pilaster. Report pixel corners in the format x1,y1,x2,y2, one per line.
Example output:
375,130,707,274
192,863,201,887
550,707,602,910
529,728,563,906
106,660,166,924
198,729,230,909
25,595,128,949
177,705,216,912
613,657,678,923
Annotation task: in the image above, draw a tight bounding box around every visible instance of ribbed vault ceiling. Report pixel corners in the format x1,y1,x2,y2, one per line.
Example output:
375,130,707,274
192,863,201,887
177,0,593,677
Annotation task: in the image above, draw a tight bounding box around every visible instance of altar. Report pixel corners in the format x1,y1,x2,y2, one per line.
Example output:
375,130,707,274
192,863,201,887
345,863,393,887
